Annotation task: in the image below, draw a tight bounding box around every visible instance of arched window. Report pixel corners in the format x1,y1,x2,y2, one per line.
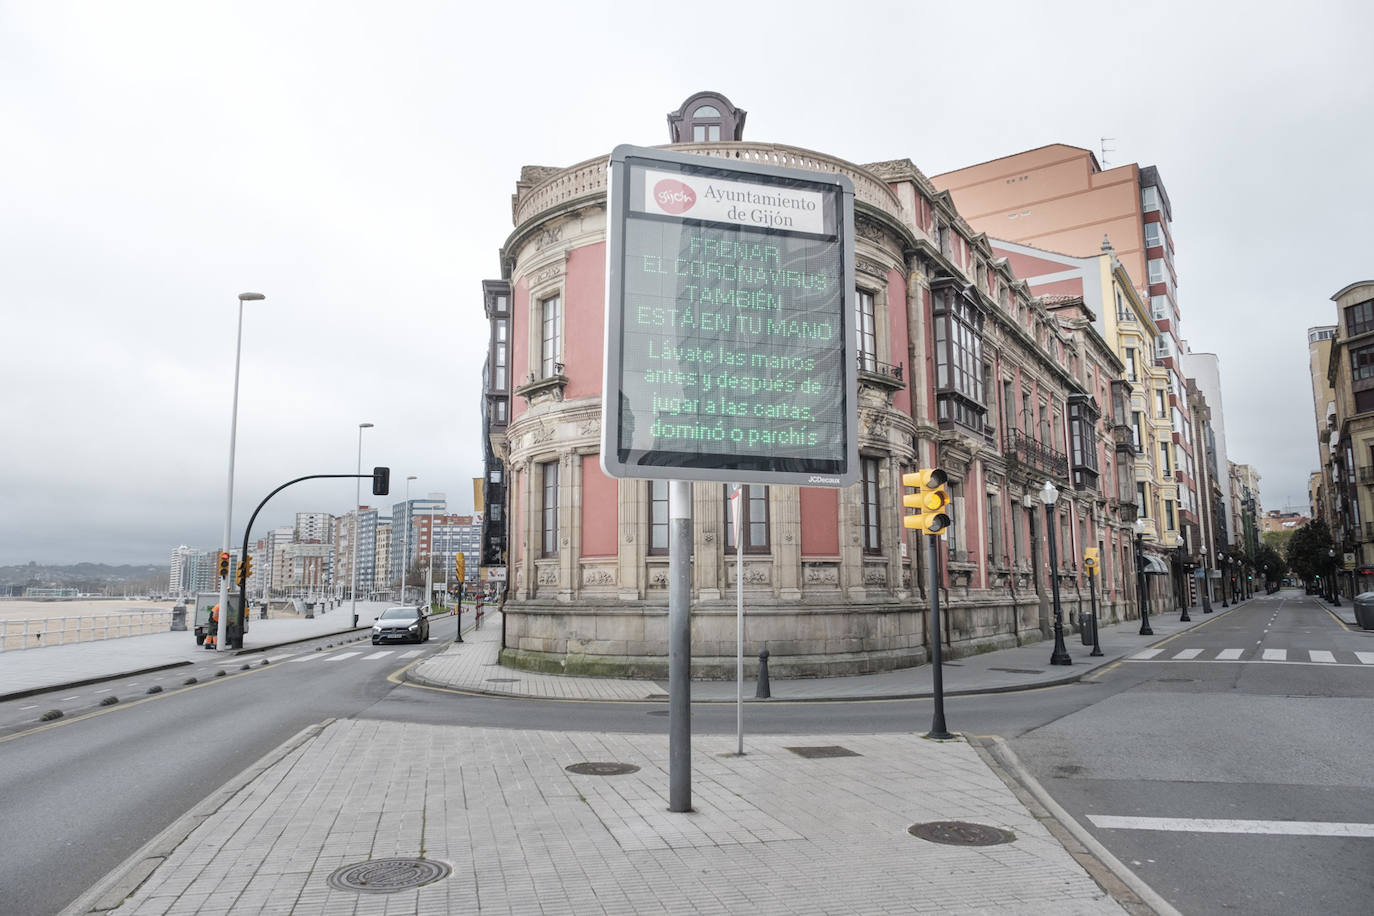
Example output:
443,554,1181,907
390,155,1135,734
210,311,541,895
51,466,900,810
668,92,747,143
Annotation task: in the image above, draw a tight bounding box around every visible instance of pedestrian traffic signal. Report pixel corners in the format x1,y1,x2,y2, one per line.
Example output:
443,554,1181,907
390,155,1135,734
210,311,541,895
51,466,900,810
372,466,390,496
236,557,253,586
1084,547,1099,574
902,468,950,534
455,552,465,581
217,552,231,578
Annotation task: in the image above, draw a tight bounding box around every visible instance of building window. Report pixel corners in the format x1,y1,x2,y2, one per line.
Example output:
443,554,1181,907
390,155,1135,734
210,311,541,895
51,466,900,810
1124,347,1137,381
493,399,507,423
1160,442,1172,477
540,461,559,557
1148,259,1167,285
1165,499,1176,531
1347,300,1374,337
1155,388,1168,419
932,284,986,433
1352,343,1374,382
493,319,507,389
856,289,877,371
1137,481,1149,518
1144,222,1164,249
691,105,722,141
987,493,1003,565
725,485,769,554
649,480,669,555
1142,186,1161,213
861,457,881,554
1151,295,1170,321
540,294,562,377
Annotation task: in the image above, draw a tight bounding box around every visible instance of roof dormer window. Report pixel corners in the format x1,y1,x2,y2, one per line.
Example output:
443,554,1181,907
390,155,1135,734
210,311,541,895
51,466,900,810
668,92,746,143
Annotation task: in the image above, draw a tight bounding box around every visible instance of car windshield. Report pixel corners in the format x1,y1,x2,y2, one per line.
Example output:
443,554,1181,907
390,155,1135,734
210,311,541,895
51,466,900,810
380,607,417,619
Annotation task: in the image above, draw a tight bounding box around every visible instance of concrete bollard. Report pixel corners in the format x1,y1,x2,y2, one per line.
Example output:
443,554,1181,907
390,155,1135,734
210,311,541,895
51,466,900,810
755,647,771,699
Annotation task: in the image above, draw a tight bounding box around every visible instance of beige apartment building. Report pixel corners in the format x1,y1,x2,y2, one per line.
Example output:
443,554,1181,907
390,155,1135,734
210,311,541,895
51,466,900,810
1323,281,1374,595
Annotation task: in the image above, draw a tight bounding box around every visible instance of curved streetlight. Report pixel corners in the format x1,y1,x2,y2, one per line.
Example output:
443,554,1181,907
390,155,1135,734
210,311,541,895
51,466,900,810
1135,517,1153,635
215,292,265,652
1041,480,1071,666
350,422,373,627
1199,546,1212,613
401,475,417,604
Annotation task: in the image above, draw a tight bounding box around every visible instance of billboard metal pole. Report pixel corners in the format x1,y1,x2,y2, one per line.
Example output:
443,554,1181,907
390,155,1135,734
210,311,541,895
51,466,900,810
668,479,692,812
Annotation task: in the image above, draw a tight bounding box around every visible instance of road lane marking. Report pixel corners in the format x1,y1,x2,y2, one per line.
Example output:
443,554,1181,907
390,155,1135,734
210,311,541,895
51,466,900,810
289,654,325,663
1217,649,1243,660
324,651,361,661
1173,648,1203,660
363,651,392,660
62,696,80,700
1132,649,1165,660
1088,815,1374,837
266,654,297,662
20,705,36,710
399,650,423,658
1357,652,1374,665
1261,648,1286,661
1309,650,1336,663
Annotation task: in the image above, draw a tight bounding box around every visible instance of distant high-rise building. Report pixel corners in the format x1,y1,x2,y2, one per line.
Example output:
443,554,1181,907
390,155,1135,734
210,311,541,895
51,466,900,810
295,512,334,545
390,496,445,586
169,545,213,597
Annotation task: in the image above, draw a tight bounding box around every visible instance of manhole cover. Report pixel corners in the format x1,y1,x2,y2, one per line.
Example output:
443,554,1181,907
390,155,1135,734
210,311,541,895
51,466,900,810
565,761,640,776
486,678,520,683
990,667,1044,675
785,745,861,759
328,858,451,893
908,821,1015,846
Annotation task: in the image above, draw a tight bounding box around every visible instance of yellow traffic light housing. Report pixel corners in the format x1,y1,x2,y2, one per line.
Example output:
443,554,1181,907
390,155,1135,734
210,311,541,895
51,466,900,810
902,468,950,534
217,552,231,578
455,552,466,581
236,557,253,587
1083,547,1099,574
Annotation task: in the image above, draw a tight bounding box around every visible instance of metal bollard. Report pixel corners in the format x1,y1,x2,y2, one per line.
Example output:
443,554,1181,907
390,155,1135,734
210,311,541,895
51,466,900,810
755,647,771,699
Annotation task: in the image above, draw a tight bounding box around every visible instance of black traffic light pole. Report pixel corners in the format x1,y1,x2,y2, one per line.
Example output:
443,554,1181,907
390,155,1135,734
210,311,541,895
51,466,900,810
231,467,390,649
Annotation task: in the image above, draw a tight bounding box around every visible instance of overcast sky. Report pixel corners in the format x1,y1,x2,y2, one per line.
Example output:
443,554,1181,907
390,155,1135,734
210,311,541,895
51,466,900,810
3,0,1370,565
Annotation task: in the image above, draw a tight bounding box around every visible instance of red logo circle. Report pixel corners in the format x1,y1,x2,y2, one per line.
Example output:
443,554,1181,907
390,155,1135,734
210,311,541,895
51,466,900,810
653,179,696,214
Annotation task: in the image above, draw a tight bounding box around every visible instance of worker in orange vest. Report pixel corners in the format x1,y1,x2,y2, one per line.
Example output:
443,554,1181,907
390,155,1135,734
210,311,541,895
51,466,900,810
204,605,218,650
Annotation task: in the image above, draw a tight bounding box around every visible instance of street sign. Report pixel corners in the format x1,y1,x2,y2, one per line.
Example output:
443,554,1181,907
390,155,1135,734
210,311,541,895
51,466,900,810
601,145,857,487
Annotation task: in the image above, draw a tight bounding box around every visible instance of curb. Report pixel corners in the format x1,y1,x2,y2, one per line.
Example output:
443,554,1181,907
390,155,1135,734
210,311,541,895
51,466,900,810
58,719,335,916
971,735,1182,916
0,660,193,704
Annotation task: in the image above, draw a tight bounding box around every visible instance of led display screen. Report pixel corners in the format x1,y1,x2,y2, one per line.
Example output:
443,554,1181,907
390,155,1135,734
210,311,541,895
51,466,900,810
602,146,856,487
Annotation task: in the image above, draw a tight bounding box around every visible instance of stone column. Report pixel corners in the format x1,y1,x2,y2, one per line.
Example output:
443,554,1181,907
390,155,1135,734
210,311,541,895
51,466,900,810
774,486,801,600
694,482,722,601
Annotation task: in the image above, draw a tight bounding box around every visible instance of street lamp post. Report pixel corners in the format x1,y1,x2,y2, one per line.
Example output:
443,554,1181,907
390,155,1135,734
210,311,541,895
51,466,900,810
1200,546,1212,613
1041,481,1072,666
425,502,437,612
1135,518,1154,636
350,422,373,627
1178,547,1192,622
401,475,417,604
216,292,265,652
1329,548,1342,606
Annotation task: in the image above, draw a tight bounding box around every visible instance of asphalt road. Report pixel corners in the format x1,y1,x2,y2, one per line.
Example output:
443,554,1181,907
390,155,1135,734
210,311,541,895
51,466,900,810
4,591,1370,916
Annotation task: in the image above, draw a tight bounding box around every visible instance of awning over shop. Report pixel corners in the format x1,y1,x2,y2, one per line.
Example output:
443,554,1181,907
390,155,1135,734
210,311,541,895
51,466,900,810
1142,555,1170,575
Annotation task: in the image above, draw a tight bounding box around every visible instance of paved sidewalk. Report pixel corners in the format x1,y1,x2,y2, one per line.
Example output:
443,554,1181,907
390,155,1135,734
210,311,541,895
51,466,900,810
46,596,1260,914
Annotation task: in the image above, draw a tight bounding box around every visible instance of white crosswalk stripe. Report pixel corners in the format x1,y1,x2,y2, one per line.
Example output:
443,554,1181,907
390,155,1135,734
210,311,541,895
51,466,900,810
266,654,296,663
399,650,423,658
288,654,324,663
1173,648,1203,660
1127,646,1369,664
1357,652,1374,665
1217,649,1244,660
363,651,392,660
1262,648,1287,661
1309,650,1336,663
324,651,362,661
1132,648,1165,660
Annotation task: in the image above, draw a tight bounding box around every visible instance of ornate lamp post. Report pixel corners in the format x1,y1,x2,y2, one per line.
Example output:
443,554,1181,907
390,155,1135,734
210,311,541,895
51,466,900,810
1178,546,1192,622
1221,555,1230,606
1135,517,1153,635
1041,481,1072,666
1329,548,1342,606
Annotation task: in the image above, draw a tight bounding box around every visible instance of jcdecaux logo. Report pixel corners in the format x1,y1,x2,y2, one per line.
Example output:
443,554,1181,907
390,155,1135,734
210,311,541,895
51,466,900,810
653,178,697,214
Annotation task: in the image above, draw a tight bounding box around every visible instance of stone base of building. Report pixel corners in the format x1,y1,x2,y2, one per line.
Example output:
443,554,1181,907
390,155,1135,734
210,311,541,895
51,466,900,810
496,595,1048,680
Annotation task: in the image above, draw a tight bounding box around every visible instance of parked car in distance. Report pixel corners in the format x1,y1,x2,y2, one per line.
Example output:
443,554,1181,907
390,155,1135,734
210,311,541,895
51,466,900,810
372,605,430,645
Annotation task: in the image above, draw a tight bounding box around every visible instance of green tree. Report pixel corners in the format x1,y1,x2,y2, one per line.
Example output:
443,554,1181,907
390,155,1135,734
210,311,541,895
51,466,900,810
1284,520,1333,586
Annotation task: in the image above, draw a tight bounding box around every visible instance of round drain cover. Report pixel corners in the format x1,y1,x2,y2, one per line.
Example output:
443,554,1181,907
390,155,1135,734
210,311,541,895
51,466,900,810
328,857,451,893
565,761,640,776
908,821,1015,846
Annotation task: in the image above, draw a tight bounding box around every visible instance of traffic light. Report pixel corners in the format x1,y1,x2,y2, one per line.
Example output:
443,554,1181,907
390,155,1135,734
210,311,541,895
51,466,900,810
217,552,231,578
372,466,390,496
236,557,253,586
902,468,950,534
1083,547,1099,575
455,552,465,581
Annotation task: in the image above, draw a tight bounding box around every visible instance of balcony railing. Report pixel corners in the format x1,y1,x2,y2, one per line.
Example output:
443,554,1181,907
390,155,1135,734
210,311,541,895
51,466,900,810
856,355,905,392
1002,428,1068,479
1358,466,1374,485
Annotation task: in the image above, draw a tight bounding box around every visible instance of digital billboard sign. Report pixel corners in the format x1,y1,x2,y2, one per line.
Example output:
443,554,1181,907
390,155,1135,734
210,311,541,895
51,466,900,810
601,145,857,487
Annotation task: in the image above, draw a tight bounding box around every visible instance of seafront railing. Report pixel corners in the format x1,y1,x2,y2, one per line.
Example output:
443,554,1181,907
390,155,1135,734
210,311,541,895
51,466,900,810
0,610,173,651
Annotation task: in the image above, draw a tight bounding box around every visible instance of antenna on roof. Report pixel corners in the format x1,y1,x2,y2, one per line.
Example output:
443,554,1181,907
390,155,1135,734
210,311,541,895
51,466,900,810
1100,137,1115,168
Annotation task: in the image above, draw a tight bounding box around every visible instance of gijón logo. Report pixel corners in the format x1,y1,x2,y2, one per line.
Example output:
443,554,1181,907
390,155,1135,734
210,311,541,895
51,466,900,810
653,179,696,215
